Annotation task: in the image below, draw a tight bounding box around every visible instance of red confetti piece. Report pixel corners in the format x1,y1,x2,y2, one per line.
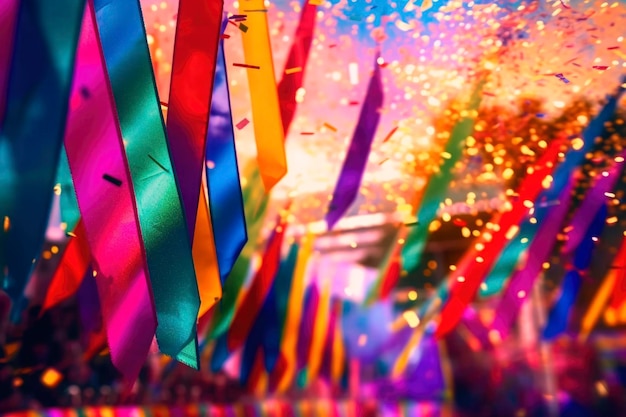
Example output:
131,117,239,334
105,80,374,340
349,100,359,106
233,63,260,69
300,132,315,135
453,218,467,227
593,65,609,70
483,91,496,97
608,46,620,50
382,126,398,143
236,118,250,130
221,34,231,39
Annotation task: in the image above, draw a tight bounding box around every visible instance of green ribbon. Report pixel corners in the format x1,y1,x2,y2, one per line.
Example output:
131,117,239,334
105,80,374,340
93,0,200,368
56,147,80,233
401,79,485,273
0,0,85,315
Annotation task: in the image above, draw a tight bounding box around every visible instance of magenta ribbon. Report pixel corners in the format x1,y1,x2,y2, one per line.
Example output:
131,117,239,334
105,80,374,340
563,151,626,254
63,4,157,383
491,179,574,339
0,0,18,121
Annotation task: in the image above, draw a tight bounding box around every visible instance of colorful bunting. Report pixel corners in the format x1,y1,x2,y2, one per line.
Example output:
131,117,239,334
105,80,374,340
64,4,157,382
166,0,222,237
239,0,287,191
400,78,485,273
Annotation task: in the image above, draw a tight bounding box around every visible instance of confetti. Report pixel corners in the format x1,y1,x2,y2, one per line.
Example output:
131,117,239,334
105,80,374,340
102,174,122,187
555,73,570,84
239,23,248,33
382,126,398,143
40,368,63,388
285,67,302,74
233,63,260,69
592,65,609,70
323,122,337,132
236,118,250,130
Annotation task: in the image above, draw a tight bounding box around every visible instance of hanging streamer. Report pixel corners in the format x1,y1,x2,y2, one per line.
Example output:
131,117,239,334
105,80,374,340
93,0,200,368
55,149,81,233
326,55,384,230
264,242,299,372
64,4,157,382
206,16,247,283
0,0,19,121
436,81,626,338
227,216,287,351
0,0,85,313
435,136,563,337
479,137,565,297
41,222,91,313
401,79,485,273
302,281,331,386
167,0,222,237
192,179,222,318
207,1,318,341
272,233,315,392
480,80,626,301
296,283,320,387
207,163,270,342
276,0,317,133
543,204,608,339
491,180,574,339
239,0,287,191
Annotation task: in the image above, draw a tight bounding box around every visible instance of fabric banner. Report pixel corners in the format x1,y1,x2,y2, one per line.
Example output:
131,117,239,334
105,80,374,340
0,0,85,316
400,79,485,273
239,0,287,191
206,16,247,283
326,55,384,230
93,0,200,368
166,0,222,237
64,3,157,382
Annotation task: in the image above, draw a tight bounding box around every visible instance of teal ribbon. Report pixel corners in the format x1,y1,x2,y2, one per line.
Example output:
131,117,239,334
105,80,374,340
93,0,200,368
56,147,80,233
0,0,85,316
401,79,485,273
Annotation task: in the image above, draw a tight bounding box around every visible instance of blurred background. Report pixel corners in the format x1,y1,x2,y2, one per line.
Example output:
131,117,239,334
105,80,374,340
3,0,626,416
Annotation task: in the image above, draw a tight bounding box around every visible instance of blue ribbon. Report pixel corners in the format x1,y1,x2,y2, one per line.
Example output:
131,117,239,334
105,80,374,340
543,204,608,339
0,0,85,318
206,16,247,284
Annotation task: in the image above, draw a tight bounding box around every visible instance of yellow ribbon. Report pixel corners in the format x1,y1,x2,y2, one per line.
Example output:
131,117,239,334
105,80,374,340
305,280,331,384
276,232,314,392
239,0,287,191
193,176,222,318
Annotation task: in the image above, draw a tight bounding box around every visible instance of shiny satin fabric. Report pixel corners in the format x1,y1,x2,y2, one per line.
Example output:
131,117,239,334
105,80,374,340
0,0,19,121
56,148,81,233
0,0,85,316
93,0,200,368
41,221,91,313
326,57,383,230
205,16,247,284
239,0,287,191
166,0,222,238
63,4,157,383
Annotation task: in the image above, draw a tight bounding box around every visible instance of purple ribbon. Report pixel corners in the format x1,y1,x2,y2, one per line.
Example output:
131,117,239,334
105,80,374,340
326,56,383,229
492,179,574,339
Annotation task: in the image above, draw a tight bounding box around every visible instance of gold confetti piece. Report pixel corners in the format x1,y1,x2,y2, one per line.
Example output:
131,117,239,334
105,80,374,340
607,216,618,224
3,216,9,232
505,225,520,240
323,122,337,131
41,368,63,388
309,0,324,5
67,231,77,238
285,67,302,74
